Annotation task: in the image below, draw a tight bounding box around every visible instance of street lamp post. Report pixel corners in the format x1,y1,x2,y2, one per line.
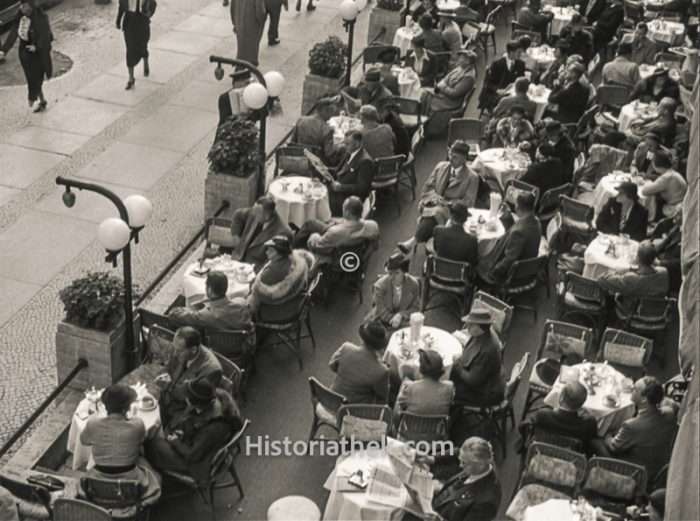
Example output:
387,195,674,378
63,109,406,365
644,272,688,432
210,56,285,197
56,177,153,372
340,0,360,87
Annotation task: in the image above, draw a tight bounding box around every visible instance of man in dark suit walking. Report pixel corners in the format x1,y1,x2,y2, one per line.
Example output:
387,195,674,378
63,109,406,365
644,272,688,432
478,192,542,284
478,40,526,113
328,130,376,216
431,201,479,266
547,62,590,124
265,0,287,46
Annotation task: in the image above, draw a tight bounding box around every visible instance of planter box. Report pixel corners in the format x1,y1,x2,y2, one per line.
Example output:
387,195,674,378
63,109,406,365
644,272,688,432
55,319,139,391
301,73,345,115
368,6,402,46
205,169,258,219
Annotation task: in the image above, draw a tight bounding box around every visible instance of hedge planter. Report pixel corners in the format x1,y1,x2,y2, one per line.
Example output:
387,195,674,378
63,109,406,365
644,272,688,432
368,5,402,46
301,72,345,115
205,169,258,219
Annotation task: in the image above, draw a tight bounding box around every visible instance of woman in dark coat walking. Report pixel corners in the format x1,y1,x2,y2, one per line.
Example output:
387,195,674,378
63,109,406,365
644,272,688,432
116,0,156,90
0,0,53,112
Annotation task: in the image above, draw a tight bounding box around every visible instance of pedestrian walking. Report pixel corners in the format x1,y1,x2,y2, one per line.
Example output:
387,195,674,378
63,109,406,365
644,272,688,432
230,0,265,66
116,0,157,90
295,0,315,11
265,0,287,46
0,0,53,112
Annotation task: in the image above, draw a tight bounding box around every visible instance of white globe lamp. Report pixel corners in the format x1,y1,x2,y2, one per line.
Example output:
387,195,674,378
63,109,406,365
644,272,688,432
243,82,269,110
97,218,131,252
263,71,286,98
123,195,153,229
340,0,359,21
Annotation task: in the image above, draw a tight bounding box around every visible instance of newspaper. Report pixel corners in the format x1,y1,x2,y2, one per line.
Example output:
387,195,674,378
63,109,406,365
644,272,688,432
303,149,335,184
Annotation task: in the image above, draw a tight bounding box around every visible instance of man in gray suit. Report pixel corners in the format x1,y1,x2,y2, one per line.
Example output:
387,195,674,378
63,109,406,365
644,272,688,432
291,97,340,165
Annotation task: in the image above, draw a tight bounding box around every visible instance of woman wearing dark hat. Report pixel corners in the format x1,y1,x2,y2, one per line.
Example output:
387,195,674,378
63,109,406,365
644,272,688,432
329,322,390,404
405,37,437,87
629,67,680,103
80,383,161,504
596,181,649,241
116,0,157,90
364,252,420,330
396,349,454,416
0,0,52,112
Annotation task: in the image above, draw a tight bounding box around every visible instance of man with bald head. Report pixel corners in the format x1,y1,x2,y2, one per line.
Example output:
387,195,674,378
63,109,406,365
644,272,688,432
627,96,677,147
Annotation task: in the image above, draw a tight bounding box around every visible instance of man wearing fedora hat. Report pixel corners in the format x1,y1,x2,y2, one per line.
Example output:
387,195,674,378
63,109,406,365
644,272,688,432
329,322,390,404
398,140,479,254
450,309,506,408
364,252,420,330
327,129,376,216
341,68,395,120
595,181,648,241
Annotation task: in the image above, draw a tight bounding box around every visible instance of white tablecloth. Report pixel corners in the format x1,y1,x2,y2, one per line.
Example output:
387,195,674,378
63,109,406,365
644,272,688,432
639,63,657,79
182,257,254,306
582,234,639,280
66,385,161,471
591,173,657,222
507,83,551,122
329,115,363,146
393,26,421,57
436,0,461,10
382,326,463,382
544,363,635,436
545,6,576,36
392,66,422,100
525,45,556,71
524,499,576,521
268,176,331,227
472,148,531,191
618,101,658,133
647,19,685,45
463,208,506,256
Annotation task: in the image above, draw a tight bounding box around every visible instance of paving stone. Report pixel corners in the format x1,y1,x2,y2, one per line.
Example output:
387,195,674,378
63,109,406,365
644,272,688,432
0,186,21,207
0,278,41,325
197,2,229,18
35,97,129,137
168,80,223,113
0,144,65,189
150,30,222,56
2,126,91,156
74,73,160,107
106,49,199,84
174,14,233,38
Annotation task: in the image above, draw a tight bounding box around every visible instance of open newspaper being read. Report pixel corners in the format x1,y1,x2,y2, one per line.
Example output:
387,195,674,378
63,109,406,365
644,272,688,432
303,149,335,184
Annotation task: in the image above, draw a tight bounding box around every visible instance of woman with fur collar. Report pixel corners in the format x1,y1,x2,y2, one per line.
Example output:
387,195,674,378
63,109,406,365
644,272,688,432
247,235,315,320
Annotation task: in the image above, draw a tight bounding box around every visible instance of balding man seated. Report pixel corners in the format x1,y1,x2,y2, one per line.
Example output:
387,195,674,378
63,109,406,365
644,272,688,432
626,97,677,147
359,105,395,160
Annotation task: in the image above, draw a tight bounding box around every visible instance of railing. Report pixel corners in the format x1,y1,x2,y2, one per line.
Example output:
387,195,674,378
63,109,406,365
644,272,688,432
0,359,88,460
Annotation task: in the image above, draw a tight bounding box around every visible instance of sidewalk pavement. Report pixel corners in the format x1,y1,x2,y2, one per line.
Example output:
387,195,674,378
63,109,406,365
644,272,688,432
0,0,370,442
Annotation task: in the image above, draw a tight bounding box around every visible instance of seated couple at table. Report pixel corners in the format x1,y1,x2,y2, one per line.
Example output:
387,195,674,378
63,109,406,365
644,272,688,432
629,68,681,105
624,97,677,147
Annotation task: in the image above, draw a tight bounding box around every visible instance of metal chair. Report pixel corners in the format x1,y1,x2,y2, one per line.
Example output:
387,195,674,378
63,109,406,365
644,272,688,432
559,195,595,245
556,271,608,334
256,273,321,371
495,255,550,323
598,328,652,380
212,351,244,398
596,85,632,114
490,0,517,22
401,125,424,196
470,291,514,347
583,457,647,508
521,320,595,420
287,141,323,158
205,328,256,400
275,146,311,177
321,240,374,307
653,51,684,70
475,5,502,57
511,21,542,45
447,118,483,156
80,476,147,521
145,324,176,366
395,97,428,133
517,442,587,497
504,179,540,210
362,44,400,70
617,295,677,338
138,309,175,362
0,473,52,521
372,154,408,215
395,412,450,443
53,498,111,521
537,183,572,226
623,0,645,27
421,254,476,318
161,419,250,521
530,427,584,453
205,217,236,252
308,377,347,441
462,352,530,458
337,404,393,442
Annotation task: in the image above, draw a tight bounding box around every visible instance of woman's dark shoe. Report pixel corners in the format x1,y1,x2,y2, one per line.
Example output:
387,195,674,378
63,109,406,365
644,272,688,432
307,2,315,9
143,64,150,77
33,101,47,113
125,78,135,90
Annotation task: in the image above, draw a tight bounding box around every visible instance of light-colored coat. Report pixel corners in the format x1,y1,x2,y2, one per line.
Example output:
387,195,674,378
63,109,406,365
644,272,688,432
429,65,476,112
230,207,292,270
169,297,252,331
420,161,480,225
364,274,420,327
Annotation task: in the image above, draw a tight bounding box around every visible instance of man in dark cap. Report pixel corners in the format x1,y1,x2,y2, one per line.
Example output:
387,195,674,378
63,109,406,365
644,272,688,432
396,349,454,416
292,97,341,165
595,181,648,241
341,68,395,120
364,252,420,330
430,201,479,265
329,322,390,404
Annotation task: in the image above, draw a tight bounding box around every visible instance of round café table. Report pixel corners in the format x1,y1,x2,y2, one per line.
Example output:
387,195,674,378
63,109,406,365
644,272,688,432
647,19,685,46
182,257,254,306
507,83,551,122
268,176,331,228
591,173,657,222
582,234,639,280
617,101,658,133
545,6,576,36
463,208,506,256
525,45,556,71
393,25,421,57
472,147,531,192
328,115,362,146
392,66,422,100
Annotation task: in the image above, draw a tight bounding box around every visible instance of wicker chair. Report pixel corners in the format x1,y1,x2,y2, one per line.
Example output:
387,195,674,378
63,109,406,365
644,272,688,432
145,324,176,366
598,328,652,380
518,442,587,497
321,240,374,307
537,183,572,226
80,476,147,521
401,125,424,196
504,179,540,210
395,97,428,132
556,271,608,334
447,118,484,156
470,291,514,347
0,473,52,521
372,154,408,215
363,45,400,70
495,255,549,323
623,0,645,27
614,296,676,335
308,377,347,441
212,351,244,397
530,427,584,453
204,217,236,254
559,195,595,245
597,85,632,114
53,498,111,521
583,457,647,509
421,254,476,318
205,328,256,400
395,412,450,443
161,419,250,521
521,320,594,420
275,146,311,177
337,404,393,442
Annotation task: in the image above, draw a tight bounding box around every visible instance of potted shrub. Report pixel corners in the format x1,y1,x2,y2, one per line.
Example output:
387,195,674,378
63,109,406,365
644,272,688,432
205,114,263,219
368,0,403,45
302,36,348,115
55,272,136,390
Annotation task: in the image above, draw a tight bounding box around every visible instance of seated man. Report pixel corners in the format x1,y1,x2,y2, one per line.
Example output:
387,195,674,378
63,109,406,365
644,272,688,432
431,201,479,265
417,13,445,53
640,149,687,218
376,47,400,96
341,68,395,119
630,132,668,176
228,196,292,271
621,22,658,66
602,42,641,88
359,104,395,160
650,211,682,292
439,9,462,58
493,77,538,120
542,119,577,181
592,376,677,479
169,271,252,331
595,182,648,242
364,252,420,330
626,97,677,147
520,143,566,194
147,380,243,483
327,130,376,216
477,192,542,284
547,62,590,124
398,141,479,254
590,0,624,53
294,196,380,263
422,50,478,117
558,14,593,64
495,106,534,147
478,40,526,113
329,322,389,404
538,39,570,89
517,0,554,42
291,97,341,165
519,381,598,450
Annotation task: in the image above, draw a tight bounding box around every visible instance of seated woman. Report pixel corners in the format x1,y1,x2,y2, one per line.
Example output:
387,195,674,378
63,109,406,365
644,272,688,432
495,106,534,147
595,181,648,241
405,36,437,87
421,50,477,117
80,383,161,506
629,68,680,103
364,252,420,330
417,13,444,53
396,349,454,416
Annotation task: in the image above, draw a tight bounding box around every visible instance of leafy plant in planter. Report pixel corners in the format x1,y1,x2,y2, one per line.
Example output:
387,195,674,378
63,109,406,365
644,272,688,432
59,272,128,331
308,36,348,79
377,0,402,10
208,115,263,176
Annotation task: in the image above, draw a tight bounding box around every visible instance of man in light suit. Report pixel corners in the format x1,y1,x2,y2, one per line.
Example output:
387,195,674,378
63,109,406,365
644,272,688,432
602,42,641,88
477,192,542,284
398,141,480,254
291,97,340,165
229,196,292,271
364,252,420,330
423,50,478,115
168,271,252,331
328,130,376,216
